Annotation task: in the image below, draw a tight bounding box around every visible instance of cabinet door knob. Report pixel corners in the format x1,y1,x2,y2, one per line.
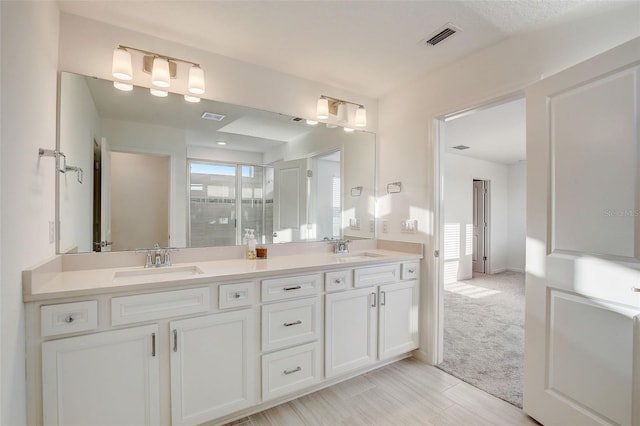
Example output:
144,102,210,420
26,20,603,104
173,329,178,352
371,292,377,308
333,278,342,284
64,315,75,323
633,287,640,292
380,291,386,306
151,333,156,357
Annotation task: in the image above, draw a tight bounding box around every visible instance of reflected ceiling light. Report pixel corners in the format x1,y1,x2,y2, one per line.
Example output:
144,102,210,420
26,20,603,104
306,119,319,125
111,45,206,98
113,81,133,91
316,97,329,119
217,141,227,145
344,127,355,133
150,88,168,97
184,94,201,103
112,47,132,80
326,123,338,129
355,106,367,127
316,95,367,129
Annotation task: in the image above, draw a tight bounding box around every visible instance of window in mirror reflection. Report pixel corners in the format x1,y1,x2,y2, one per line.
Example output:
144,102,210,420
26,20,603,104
188,160,274,247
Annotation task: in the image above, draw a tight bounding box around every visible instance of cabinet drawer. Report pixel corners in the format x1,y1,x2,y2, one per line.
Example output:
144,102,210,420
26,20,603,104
401,262,419,280
261,274,321,302
262,342,321,401
41,300,98,337
219,282,253,309
262,297,320,352
112,287,210,326
325,270,352,292
353,264,400,288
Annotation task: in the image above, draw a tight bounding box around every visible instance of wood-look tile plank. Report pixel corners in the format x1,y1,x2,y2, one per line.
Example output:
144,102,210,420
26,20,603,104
442,382,537,426
249,403,306,426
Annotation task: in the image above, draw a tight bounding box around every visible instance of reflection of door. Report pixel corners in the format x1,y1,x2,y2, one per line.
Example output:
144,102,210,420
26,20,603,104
110,151,169,251
273,158,309,243
472,180,486,273
524,40,640,426
99,137,112,252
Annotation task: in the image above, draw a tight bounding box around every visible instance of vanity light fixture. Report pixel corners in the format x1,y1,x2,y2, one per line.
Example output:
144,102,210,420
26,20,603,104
150,88,168,98
113,81,133,91
344,127,355,133
306,119,319,125
316,95,367,128
111,45,206,101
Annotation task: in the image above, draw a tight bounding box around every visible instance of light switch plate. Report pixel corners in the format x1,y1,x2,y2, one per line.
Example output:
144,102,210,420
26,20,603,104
349,218,360,230
49,221,55,244
382,220,389,233
401,219,417,233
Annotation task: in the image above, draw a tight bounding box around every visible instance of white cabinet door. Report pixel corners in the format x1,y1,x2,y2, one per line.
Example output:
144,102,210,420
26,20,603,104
325,287,377,378
378,280,419,360
42,324,160,426
170,309,255,426
525,38,640,426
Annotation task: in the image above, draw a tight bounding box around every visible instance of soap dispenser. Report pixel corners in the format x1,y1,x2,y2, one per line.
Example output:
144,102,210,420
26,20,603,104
245,229,257,259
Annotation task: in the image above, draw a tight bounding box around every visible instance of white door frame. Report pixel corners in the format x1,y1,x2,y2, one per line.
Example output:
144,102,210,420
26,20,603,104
473,179,489,274
432,91,524,364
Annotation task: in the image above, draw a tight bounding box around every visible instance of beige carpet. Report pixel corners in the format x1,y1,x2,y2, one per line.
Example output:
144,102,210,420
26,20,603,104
437,271,525,408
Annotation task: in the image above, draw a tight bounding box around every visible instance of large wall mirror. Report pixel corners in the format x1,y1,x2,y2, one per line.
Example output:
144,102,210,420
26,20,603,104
57,72,376,253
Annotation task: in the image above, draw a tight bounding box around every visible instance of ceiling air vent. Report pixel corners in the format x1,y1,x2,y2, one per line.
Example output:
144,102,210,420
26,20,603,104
201,112,225,121
452,145,470,150
424,24,460,47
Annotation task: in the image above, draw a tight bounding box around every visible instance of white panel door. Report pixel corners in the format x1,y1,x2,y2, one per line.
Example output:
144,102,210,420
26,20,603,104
325,287,378,377
42,325,160,426
273,158,309,242
525,38,640,426
170,309,255,426
378,280,419,360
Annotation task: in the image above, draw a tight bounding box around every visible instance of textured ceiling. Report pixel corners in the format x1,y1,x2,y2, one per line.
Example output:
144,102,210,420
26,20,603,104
59,1,633,98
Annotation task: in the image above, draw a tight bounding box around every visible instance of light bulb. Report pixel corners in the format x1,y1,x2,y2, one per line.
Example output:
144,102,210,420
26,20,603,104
151,57,171,88
112,47,132,81
184,94,201,103
355,106,367,127
113,81,133,91
317,98,329,119
188,65,205,95
150,88,168,97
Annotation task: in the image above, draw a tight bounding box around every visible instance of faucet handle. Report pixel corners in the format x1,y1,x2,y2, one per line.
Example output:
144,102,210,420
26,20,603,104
135,248,154,268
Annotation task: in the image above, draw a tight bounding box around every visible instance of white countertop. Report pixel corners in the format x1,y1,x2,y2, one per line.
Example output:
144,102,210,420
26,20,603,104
23,248,422,302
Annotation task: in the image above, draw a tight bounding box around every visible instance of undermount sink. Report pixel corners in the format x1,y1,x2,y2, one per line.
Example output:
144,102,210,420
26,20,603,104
335,252,384,263
113,265,204,283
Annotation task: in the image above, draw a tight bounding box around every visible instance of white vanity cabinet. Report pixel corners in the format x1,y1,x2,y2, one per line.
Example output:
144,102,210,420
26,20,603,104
170,309,256,426
41,324,160,426
325,263,419,378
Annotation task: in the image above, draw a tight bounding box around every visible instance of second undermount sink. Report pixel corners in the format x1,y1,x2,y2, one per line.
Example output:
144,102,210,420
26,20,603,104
113,265,204,283
335,252,385,263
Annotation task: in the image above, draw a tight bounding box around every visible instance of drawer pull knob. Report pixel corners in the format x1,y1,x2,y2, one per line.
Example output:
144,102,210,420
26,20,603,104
233,292,241,299
283,366,302,375
333,279,342,284
633,287,640,292
371,292,377,308
64,315,75,323
173,329,178,352
151,333,156,357
284,320,303,327
284,285,302,291
407,269,415,274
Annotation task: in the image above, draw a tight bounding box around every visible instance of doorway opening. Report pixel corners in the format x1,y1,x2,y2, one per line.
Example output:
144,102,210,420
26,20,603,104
435,95,526,407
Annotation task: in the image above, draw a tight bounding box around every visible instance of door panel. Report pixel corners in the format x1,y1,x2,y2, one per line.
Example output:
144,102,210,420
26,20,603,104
524,38,640,426
273,158,309,243
472,180,485,273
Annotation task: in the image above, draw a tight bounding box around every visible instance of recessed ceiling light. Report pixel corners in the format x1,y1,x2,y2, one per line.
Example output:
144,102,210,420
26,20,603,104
306,120,319,125
217,141,227,145
201,112,225,121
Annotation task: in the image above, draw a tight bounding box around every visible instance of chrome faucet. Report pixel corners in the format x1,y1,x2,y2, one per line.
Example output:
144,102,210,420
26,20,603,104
334,239,351,254
137,244,175,268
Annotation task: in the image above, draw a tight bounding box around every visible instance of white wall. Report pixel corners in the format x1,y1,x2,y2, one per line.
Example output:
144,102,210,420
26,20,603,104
188,145,264,165
59,72,100,253
1,3,59,425
378,4,640,362
507,162,526,272
443,153,509,282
